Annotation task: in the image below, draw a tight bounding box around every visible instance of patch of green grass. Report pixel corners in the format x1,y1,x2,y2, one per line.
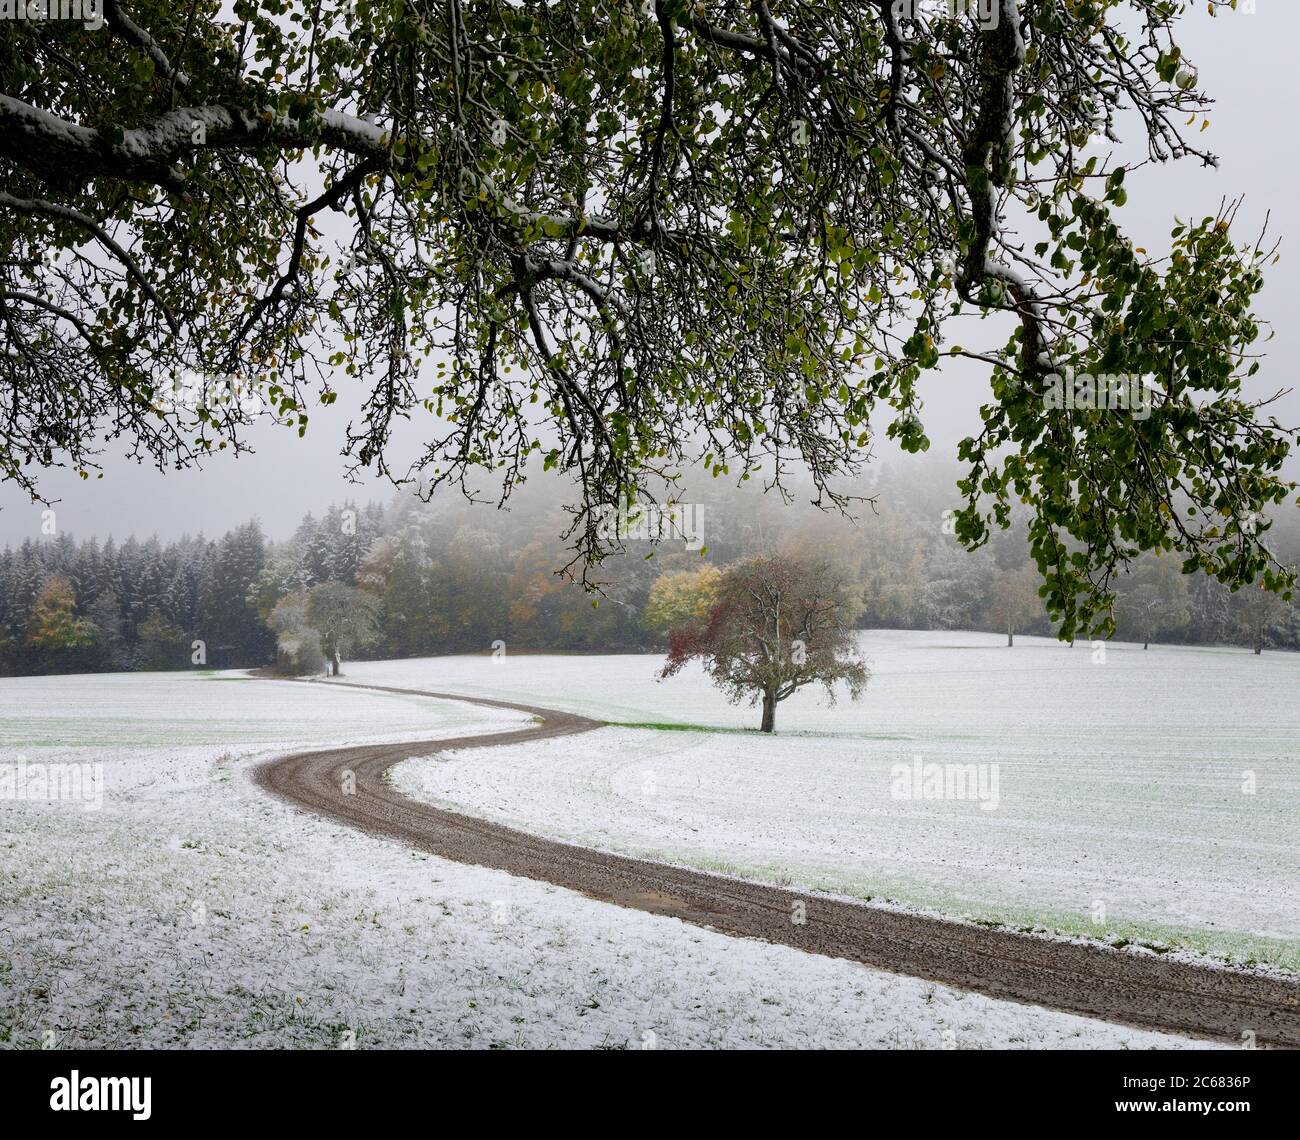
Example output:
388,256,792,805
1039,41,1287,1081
951,904,1300,975
612,721,750,734
765,866,1299,972
611,721,916,742
604,843,1300,974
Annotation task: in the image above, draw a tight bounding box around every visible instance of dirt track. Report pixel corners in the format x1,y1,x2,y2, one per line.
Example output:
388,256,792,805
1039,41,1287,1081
253,677,1300,1047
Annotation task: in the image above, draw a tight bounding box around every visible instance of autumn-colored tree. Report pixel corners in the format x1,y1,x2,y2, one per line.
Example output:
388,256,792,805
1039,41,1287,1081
25,577,94,654
506,535,569,634
642,565,722,636
506,528,652,651
660,554,867,733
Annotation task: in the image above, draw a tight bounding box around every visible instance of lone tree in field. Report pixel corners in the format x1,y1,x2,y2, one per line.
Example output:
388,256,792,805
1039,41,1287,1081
1,1,1295,636
1116,554,1191,649
1233,581,1289,656
986,563,1042,647
660,554,867,732
305,582,380,676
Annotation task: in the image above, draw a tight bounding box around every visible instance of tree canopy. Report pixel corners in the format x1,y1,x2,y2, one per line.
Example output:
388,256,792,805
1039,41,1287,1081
660,552,867,731
1,0,1294,638
305,579,380,673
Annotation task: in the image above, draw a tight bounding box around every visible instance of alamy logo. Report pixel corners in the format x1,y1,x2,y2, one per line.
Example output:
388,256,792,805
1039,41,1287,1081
1,757,103,810
891,0,1000,30
597,503,704,551
159,369,268,418
1042,368,1156,420
0,0,104,30
890,756,1000,810
50,1071,151,1120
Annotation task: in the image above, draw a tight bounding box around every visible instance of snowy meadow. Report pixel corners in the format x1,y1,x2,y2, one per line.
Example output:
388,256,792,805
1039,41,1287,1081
358,631,1300,971
0,662,1213,1049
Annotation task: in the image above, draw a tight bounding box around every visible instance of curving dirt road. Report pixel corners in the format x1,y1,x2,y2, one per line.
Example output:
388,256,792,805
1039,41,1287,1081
253,677,1300,1046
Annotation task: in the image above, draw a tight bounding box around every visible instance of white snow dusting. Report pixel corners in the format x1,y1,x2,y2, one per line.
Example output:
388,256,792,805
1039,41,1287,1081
0,665,1221,1048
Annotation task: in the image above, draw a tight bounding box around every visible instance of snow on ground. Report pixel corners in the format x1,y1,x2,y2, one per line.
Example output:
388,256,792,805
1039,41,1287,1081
364,632,1300,970
1,670,1213,1048
0,669,528,754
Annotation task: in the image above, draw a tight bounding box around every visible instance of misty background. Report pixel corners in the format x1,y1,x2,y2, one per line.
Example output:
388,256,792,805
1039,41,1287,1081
6,455,1298,680
1,2,1295,547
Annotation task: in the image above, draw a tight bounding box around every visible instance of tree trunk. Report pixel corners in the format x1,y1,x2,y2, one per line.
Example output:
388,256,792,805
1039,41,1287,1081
331,649,342,675
1007,624,1013,648
759,688,777,733
1143,640,1149,650
1253,631,1263,656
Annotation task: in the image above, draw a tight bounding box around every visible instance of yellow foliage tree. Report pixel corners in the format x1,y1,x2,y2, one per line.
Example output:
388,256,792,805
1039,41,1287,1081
643,566,722,635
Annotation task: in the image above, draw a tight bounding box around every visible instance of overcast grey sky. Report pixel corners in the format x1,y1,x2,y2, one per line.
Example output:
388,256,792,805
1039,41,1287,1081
3,1,1296,545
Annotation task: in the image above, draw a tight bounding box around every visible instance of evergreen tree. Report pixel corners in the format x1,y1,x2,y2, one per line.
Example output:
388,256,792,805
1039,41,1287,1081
88,591,128,671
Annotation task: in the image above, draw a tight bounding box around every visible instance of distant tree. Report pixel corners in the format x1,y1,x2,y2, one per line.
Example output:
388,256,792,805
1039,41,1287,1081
1185,572,1234,647
371,527,449,656
306,582,380,676
248,541,309,622
442,526,508,650
268,591,325,676
198,522,274,665
642,566,722,636
1233,582,1290,656
504,517,656,652
135,610,186,670
1116,555,1191,649
917,540,997,633
354,535,395,600
325,500,380,585
88,590,127,671
293,514,330,586
660,555,867,733
505,534,571,640
849,507,925,629
25,577,94,657
986,564,1042,647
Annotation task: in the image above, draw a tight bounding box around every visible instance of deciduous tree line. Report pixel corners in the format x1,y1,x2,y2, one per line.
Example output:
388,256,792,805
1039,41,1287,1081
2,463,1295,677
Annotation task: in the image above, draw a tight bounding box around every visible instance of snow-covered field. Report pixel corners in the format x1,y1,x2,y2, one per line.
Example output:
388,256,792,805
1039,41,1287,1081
354,632,1300,971
0,670,528,753
0,669,1205,1049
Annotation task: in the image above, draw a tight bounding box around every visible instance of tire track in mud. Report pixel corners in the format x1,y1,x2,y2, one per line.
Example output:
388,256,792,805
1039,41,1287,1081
253,677,1300,1047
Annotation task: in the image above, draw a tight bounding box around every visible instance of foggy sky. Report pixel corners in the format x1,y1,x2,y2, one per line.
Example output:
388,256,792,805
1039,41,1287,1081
3,2,1296,546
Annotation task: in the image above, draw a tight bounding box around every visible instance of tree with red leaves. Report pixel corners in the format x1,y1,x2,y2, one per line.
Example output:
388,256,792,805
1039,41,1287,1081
659,554,867,733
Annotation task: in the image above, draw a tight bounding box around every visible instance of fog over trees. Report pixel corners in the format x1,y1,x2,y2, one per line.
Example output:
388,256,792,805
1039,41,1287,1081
3,460,1296,677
